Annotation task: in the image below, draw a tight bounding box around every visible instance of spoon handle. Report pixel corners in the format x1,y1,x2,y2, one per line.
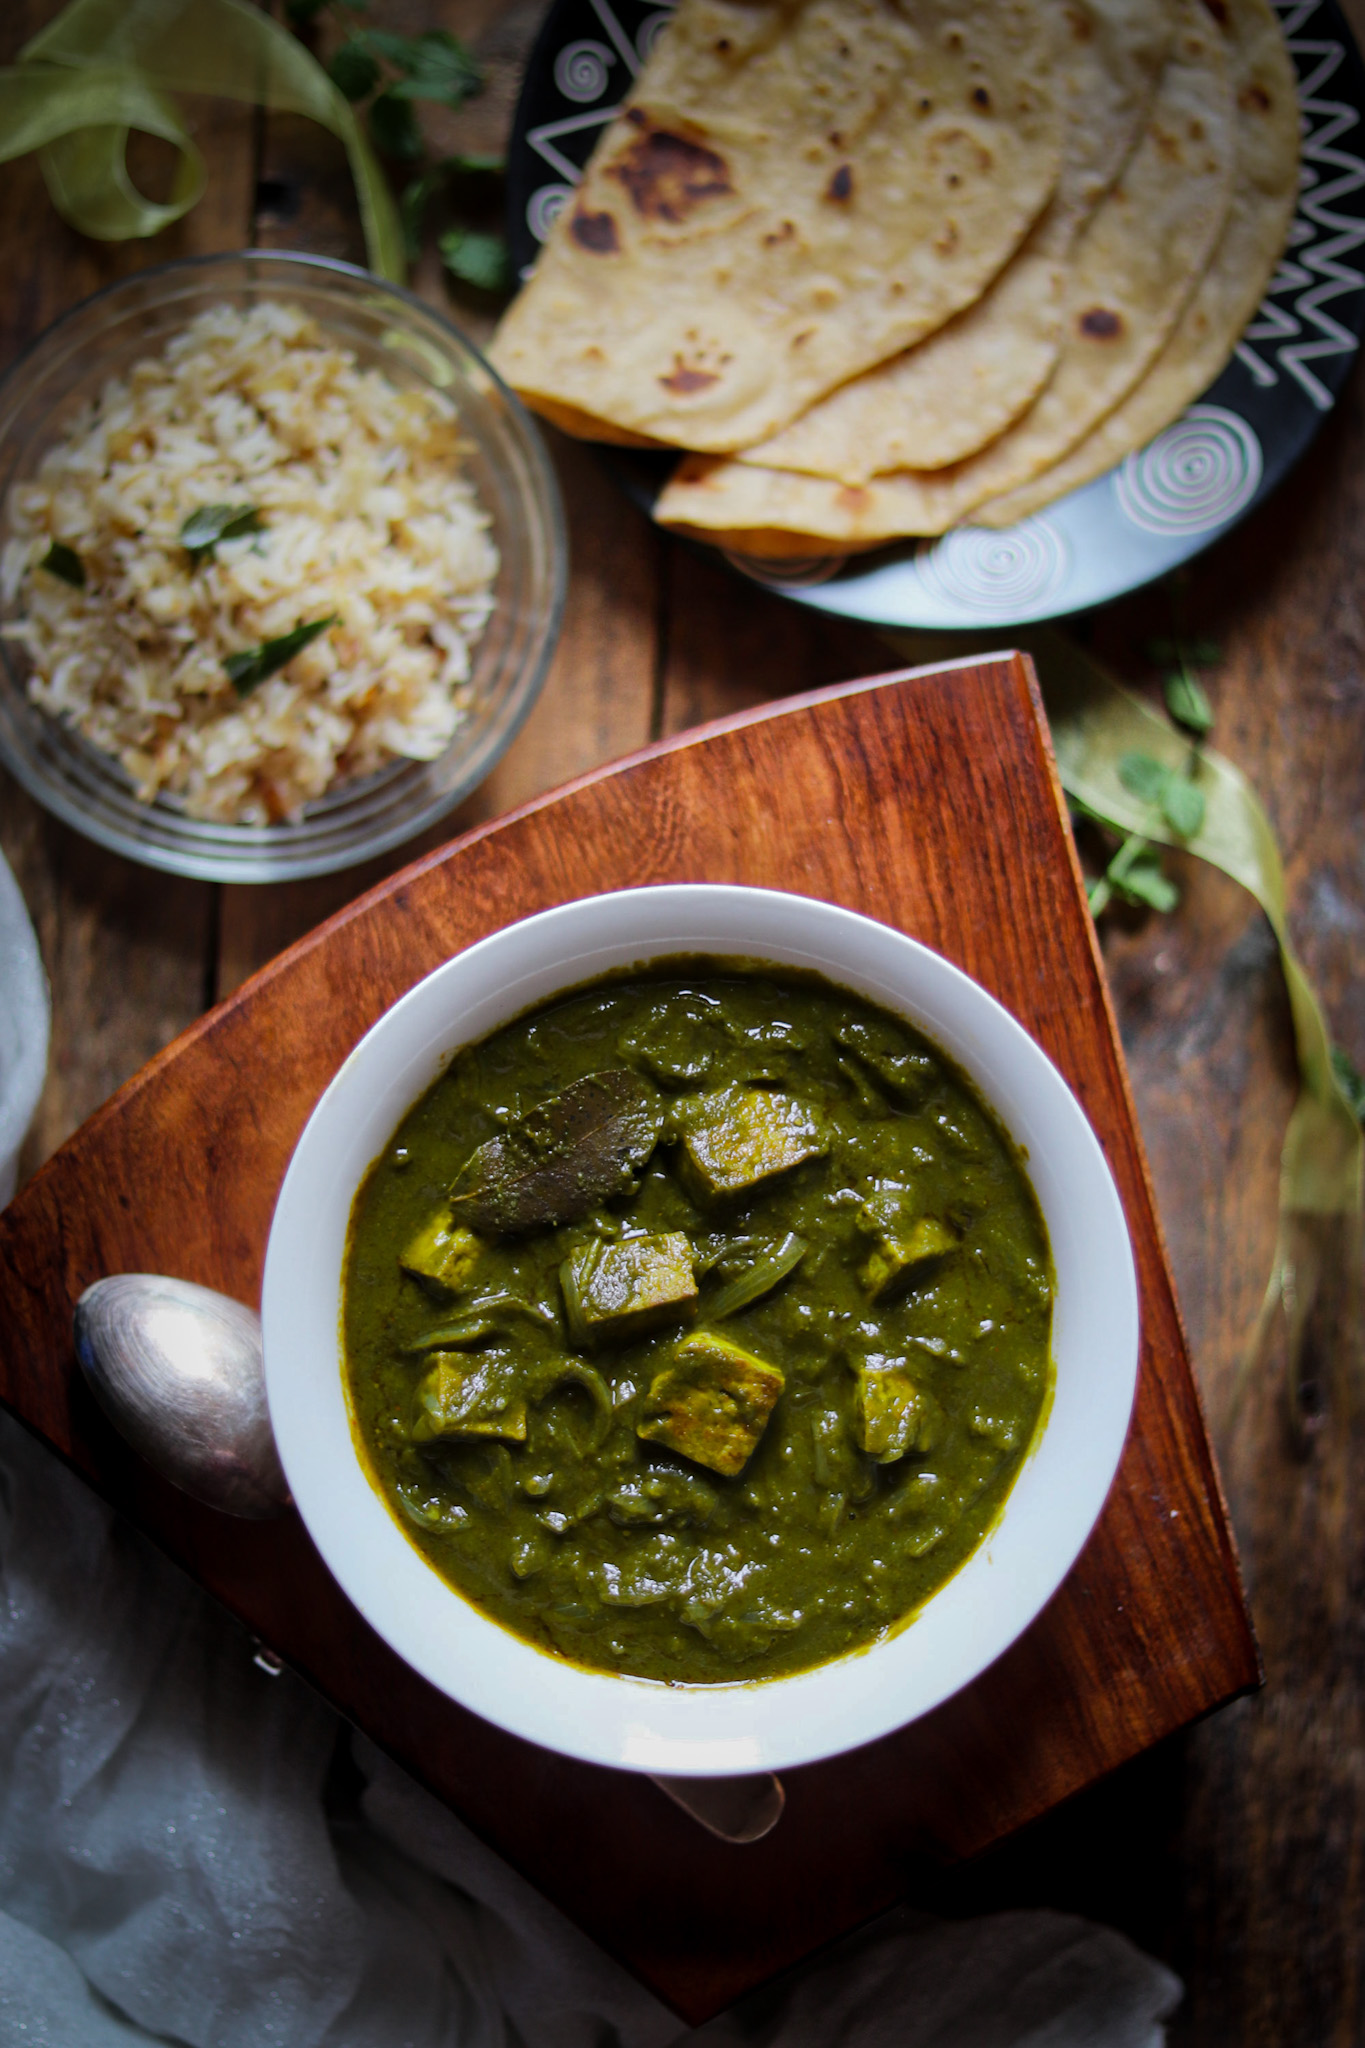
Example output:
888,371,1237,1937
650,1771,785,1843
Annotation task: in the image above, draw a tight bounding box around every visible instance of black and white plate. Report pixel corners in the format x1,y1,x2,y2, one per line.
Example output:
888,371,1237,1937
506,0,1365,628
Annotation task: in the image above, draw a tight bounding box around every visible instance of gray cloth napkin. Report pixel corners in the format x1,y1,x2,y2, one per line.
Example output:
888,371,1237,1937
0,1408,1181,2047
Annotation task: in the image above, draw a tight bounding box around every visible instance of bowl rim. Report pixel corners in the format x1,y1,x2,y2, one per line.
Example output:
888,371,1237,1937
262,884,1140,1775
0,249,568,883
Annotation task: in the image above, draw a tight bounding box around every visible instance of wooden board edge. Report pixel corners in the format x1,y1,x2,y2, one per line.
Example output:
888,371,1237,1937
5,656,1027,1223
1012,653,1260,1690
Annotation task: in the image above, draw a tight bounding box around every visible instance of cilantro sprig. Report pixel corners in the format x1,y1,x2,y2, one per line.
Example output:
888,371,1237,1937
1085,617,1220,919
286,2,511,296
436,223,511,294
326,17,483,164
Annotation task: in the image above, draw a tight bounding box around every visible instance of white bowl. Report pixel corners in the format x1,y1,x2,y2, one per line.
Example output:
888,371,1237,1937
262,886,1138,1776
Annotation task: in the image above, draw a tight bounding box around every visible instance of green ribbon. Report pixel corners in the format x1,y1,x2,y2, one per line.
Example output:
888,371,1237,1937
885,623,1362,1426
0,0,404,279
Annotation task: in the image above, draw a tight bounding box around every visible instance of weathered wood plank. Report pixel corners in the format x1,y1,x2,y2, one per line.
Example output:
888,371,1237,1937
1094,312,1365,2047
657,535,895,736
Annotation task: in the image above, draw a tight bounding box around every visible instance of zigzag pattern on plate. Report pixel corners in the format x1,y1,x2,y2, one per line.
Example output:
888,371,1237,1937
524,0,674,206
522,0,1364,416
1236,0,1365,408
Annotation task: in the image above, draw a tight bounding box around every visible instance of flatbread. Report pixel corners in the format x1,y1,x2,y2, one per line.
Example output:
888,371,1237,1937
974,0,1299,526
739,0,1178,482
654,0,1236,542
489,0,1064,453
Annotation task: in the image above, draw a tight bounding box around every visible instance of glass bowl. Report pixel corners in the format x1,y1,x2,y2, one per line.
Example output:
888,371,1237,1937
0,251,566,883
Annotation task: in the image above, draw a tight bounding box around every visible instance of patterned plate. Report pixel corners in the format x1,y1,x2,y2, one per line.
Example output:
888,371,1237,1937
506,0,1365,628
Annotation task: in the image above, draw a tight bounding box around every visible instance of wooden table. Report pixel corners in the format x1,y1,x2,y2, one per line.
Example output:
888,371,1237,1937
2,4,1363,2041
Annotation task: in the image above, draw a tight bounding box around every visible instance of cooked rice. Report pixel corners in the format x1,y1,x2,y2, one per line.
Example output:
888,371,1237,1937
0,300,499,826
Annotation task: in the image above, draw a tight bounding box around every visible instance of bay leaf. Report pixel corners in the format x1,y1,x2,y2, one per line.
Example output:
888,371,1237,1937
450,1069,662,1233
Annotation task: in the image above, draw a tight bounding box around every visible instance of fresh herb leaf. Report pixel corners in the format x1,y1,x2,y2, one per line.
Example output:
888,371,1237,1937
329,37,381,100
1164,668,1214,735
1117,750,1204,838
438,225,511,293
401,156,506,260
1331,1046,1365,1124
443,151,506,175
223,614,337,698
1117,750,1169,804
1114,848,1179,913
179,502,264,560
369,87,422,160
371,29,482,107
1095,834,1181,916
39,541,84,588
1160,774,1205,839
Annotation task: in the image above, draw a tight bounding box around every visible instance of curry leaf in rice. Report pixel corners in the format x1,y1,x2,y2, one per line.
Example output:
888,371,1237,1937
180,503,265,561
224,614,339,698
39,541,84,588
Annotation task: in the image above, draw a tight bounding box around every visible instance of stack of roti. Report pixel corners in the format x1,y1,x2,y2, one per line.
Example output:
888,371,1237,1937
489,0,1299,554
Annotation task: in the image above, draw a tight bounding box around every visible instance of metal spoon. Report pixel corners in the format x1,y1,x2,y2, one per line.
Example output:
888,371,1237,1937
72,1273,784,1843
74,1274,289,1519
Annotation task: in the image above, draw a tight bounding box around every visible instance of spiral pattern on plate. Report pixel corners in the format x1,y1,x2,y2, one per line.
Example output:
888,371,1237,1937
554,39,614,101
527,184,574,244
637,10,676,60
916,518,1068,616
723,550,846,588
1114,406,1263,536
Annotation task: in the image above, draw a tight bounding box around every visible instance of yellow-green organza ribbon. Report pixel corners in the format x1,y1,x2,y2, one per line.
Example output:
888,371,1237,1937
885,623,1363,1429
0,0,403,280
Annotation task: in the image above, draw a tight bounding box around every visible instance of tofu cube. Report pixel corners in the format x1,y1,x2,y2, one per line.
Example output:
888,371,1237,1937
561,1232,697,1349
638,1331,784,1476
858,1215,957,1301
400,1213,484,1299
853,1356,945,1464
411,1351,527,1444
678,1087,826,1204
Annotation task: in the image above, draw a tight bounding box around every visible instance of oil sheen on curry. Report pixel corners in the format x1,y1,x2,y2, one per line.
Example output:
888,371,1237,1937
343,966,1054,1683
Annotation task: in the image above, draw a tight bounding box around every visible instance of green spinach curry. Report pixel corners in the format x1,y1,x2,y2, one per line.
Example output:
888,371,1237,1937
343,966,1053,1683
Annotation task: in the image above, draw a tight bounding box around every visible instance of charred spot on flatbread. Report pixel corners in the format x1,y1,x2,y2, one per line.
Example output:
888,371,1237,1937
826,164,855,201
571,211,621,254
1239,80,1272,110
608,121,734,224
661,359,722,394
1078,305,1123,338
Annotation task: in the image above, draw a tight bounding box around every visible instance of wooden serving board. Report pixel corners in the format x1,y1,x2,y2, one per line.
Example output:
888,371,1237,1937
0,654,1257,2024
